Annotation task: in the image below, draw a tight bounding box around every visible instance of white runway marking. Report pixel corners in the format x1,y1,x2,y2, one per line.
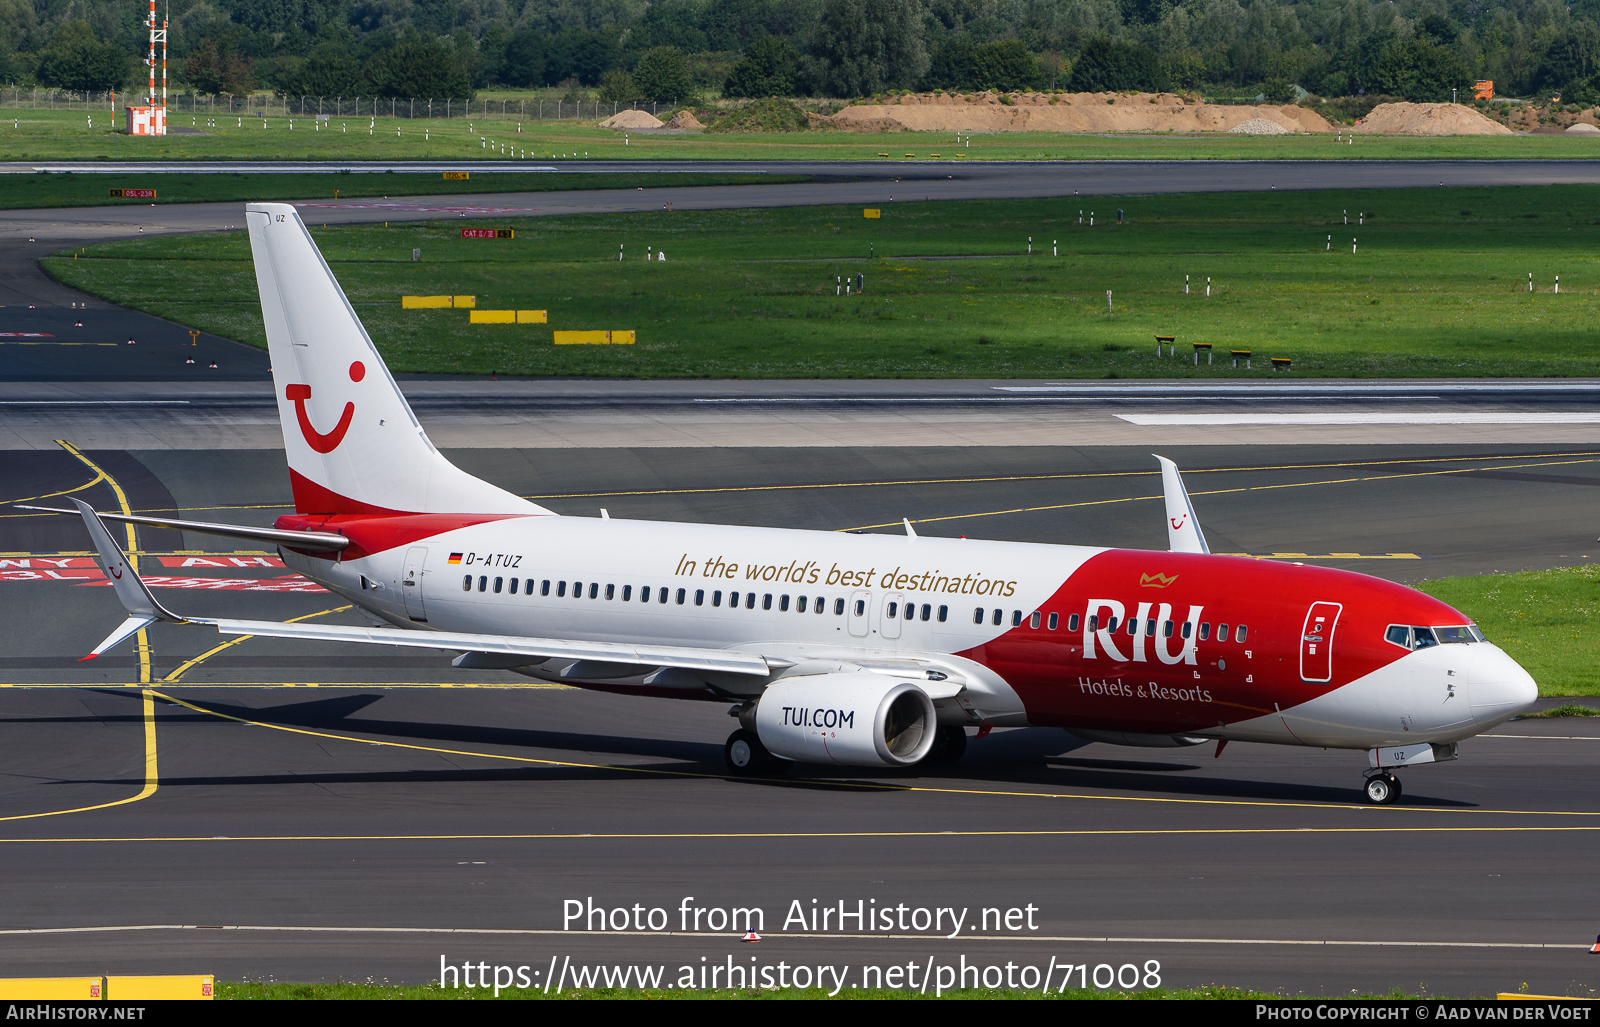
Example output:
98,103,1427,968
1118,413,1600,426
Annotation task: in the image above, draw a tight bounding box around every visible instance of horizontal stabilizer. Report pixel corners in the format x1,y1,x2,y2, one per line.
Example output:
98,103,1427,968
19,505,348,552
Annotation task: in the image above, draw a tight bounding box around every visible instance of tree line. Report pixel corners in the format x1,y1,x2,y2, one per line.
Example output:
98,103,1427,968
6,0,1600,105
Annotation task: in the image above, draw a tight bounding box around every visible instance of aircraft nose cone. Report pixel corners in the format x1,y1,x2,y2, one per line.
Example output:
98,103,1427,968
1470,644,1539,725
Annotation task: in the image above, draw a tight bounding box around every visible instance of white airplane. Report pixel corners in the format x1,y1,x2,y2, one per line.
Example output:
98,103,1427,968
36,202,1538,806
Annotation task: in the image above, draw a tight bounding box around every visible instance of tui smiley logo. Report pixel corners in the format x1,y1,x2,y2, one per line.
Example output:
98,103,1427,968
286,361,364,454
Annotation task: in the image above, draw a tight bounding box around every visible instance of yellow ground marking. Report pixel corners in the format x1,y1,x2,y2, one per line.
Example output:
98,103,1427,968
55,440,150,684
845,455,1600,532
1,450,1596,520
161,604,356,682
0,465,109,510
0,689,158,823
0,682,575,689
1,825,1599,844
133,688,1600,820
517,450,1600,502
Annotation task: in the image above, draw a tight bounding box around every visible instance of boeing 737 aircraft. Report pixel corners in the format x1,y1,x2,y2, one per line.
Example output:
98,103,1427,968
33,202,1538,805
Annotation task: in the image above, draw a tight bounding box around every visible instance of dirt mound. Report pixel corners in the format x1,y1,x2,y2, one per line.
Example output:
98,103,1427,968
1229,118,1290,135
1566,122,1600,135
819,91,1332,134
664,110,704,129
1350,102,1511,136
598,109,664,129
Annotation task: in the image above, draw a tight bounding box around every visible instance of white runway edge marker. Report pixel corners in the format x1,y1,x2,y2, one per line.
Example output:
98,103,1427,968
0,925,1587,949
1116,413,1600,426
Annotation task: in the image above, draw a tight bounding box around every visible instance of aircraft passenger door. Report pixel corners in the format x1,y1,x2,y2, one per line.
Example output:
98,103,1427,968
1300,601,1342,682
880,593,906,640
848,590,872,638
402,546,429,622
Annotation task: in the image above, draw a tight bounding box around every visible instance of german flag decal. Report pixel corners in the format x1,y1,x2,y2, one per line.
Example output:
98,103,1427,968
447,553,464,564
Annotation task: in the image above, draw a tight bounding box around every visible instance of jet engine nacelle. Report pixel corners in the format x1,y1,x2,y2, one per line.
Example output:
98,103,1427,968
754,673,938,767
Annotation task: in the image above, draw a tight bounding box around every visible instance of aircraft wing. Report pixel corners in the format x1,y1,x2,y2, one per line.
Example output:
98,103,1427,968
63,493,781,677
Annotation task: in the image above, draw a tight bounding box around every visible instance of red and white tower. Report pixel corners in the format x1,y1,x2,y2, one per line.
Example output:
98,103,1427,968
124,0,166,135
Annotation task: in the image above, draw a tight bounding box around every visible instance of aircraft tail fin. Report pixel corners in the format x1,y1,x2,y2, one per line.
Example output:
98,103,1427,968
244,203,550,518
1154,455,1209,554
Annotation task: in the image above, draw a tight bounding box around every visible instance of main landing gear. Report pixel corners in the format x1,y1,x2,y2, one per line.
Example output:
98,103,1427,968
1363,772,1403,805
724,729,788,777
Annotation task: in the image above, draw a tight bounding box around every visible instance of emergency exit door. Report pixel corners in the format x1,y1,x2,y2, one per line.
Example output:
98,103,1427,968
1300,602,1342,682
402,546,428,622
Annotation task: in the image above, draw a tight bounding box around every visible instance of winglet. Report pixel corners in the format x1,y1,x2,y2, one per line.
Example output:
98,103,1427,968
69,498,185,654
1154,455,1209,554
903,518,917,539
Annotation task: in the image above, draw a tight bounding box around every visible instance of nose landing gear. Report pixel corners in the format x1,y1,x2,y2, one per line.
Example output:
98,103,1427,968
1363,772,1402,805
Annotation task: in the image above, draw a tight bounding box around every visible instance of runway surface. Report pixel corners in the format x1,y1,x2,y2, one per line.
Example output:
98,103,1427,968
1,440,1598,996
6,158,1600,306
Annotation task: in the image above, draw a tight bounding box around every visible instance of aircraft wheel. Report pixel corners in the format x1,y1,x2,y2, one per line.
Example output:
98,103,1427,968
924,724,968,765
1363,773,1400,805
724,729,785,777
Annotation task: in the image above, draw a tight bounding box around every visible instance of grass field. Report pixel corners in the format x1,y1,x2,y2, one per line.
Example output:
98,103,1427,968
1418,565,1600,697
7,107,1600,162
0,170,809,210
45,184,1600,379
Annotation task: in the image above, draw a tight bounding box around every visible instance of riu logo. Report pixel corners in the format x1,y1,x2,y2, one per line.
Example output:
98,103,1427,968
286,361,364,454
1140,572,1178,588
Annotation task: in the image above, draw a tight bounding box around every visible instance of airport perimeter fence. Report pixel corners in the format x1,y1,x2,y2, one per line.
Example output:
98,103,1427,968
0,87,676,122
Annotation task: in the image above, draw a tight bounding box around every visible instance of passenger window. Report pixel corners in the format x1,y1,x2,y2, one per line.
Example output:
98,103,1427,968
589,583,598,600
557,581,567,598
854,599,865,617
729,591,739,608
1216,622,1228,641
478,576,488,592
974,608,985,625
494,577,503,594
695,589,704,606
1069,614,1080,632
713,590,722,607
525,578,534,595
1162,620,1172,638
658,587,668,603
1385,625,1411,649
992,609,1002,626
1125,617,1137,636
1180,621,1191,639
462,575,471,592
938,605,948,623
1029,612,1041,629
817,597,827,614
605,584,615,600
573,581,581,597
763,594,773,611
1012,611,1022,627
542,579,551,596
780,595,790,612
1235,625,1247,643
1087,614,1097,632
921,604,932,621
509,578,519,595
1146,619,1156,636
835,598,845,615
1199,622,1210,640
796,595,806,612
641,584,650,602
887,601,899,619
623,585,632,601
1047,612,1058,630
675,588,686,605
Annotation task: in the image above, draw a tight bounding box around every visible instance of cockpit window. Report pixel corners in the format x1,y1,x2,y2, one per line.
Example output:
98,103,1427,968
1386,624,1482,650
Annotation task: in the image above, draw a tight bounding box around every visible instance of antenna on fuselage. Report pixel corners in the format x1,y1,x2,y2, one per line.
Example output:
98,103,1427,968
1154,454,1209,554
